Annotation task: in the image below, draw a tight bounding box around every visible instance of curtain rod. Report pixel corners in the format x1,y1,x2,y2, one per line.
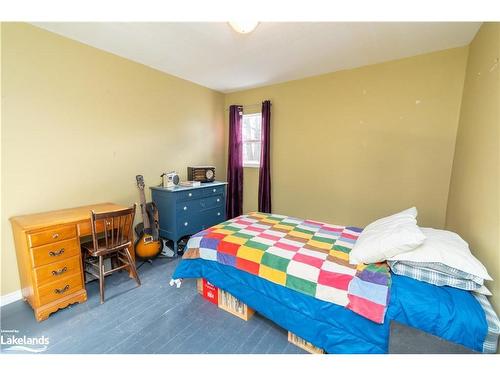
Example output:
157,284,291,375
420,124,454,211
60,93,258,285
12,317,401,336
224,102,271,112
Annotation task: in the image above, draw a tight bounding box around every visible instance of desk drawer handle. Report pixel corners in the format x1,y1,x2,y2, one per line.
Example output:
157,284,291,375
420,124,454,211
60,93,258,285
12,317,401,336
216,198,220,202
49,249,65,257
188,193,192,197
217,212,221,216
184,222,188,226
54,285,70,294
183,206,187,211
213,189,217,192
52,233,60,239
52,267,68,276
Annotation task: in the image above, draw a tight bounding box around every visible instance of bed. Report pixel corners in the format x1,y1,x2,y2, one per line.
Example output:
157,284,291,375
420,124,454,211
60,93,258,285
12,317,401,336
172,212,499,354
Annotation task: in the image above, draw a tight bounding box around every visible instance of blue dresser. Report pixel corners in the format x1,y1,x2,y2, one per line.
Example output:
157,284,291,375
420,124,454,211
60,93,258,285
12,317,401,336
150,181,227,253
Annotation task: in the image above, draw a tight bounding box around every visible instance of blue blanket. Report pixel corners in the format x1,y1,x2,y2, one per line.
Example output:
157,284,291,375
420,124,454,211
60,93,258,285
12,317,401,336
173,258,488,353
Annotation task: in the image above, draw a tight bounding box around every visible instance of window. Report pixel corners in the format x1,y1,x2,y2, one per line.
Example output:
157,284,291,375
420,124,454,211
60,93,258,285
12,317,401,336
242,113,262,167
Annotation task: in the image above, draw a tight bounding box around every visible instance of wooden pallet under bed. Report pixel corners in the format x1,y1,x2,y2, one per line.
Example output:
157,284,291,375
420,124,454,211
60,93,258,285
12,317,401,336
196,278,324,353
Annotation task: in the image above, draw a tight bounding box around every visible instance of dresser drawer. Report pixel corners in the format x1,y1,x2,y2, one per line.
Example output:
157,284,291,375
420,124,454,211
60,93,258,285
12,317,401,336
177,218,202,236
176,209,225,236
176,189,205,201
38,273,83,306
33,255,81,286
31,238,80,267
28,225,77,247
204,208,226,226
205,186,225,196
175,185,226,201
176,200,199,214
176,195,224,214
200,194,224,210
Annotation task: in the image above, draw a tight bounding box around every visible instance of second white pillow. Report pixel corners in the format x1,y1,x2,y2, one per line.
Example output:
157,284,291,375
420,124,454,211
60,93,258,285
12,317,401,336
349,207,426,265
389,227,492,281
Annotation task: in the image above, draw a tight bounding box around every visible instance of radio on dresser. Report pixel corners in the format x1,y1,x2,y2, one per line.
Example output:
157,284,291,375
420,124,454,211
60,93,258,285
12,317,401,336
187,166,216,183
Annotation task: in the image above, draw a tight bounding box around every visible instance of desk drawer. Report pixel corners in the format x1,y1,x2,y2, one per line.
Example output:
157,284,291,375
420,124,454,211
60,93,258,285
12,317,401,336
77,220,105,236
33,255,81,286
28,225,77,247
31,238,80,267
38,273,83,306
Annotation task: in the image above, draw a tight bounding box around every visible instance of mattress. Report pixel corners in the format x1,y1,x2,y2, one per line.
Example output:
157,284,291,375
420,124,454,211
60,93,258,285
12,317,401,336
173,257,498,353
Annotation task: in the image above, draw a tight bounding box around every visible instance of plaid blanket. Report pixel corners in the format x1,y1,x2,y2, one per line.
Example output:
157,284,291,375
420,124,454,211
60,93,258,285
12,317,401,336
183,212,391,323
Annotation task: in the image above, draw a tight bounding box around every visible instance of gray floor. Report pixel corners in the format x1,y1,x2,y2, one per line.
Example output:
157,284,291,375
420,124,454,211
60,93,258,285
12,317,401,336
0,257,305,354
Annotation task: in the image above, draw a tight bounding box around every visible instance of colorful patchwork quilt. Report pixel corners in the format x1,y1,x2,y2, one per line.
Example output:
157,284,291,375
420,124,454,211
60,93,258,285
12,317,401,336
183,212,391,323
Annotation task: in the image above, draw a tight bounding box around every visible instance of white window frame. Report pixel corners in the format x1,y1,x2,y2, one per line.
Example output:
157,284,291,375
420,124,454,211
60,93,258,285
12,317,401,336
242,113,262,168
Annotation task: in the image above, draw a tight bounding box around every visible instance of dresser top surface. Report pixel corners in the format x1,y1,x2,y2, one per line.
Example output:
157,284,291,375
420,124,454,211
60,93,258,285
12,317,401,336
150,181,227,193
10,202,129,231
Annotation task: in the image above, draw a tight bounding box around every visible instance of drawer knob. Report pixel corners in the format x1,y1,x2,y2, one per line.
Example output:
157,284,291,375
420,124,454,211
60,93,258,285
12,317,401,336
184,222,188,226
213,189,217,192
188,193,192,197
183,206,187,211
217,212,221,216
52,266,68,276
49,248,65,257
54,284,70,294
52,233,60,239
217,198,220,202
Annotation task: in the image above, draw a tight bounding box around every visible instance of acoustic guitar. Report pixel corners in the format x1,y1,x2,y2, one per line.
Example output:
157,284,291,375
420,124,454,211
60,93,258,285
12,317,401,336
134,175,163,260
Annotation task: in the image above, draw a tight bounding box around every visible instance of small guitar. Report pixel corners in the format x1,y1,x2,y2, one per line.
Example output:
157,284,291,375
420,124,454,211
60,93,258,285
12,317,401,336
134,175,163,260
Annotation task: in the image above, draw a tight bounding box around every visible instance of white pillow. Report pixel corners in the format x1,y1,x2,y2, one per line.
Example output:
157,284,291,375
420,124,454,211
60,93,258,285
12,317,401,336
349,207,426,265
389,227,492,281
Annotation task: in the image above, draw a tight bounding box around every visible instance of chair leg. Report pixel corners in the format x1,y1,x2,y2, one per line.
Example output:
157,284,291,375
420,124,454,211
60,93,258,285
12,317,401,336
123,248,141,286
99,255,105,304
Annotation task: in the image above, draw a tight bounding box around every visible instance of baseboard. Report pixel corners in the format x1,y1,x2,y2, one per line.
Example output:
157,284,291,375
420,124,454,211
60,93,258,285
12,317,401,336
1,290,22,307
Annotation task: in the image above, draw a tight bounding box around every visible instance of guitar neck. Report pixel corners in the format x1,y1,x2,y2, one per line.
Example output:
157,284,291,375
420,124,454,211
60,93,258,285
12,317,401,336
138,188,151,230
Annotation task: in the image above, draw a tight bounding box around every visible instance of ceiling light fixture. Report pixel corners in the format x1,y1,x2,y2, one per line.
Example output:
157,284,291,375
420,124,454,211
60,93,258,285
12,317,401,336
228,21,259,34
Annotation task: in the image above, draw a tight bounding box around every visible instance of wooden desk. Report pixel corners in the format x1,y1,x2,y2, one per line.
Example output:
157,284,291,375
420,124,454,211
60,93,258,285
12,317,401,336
10,202,135,321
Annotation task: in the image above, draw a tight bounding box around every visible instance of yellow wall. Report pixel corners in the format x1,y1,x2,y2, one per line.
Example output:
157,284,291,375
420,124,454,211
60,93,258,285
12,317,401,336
446,23,500,313
1,23,225,295
225,47,468,228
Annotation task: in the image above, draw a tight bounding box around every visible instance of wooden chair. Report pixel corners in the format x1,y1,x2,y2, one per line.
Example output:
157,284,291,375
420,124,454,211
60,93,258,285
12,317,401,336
81,204,141,304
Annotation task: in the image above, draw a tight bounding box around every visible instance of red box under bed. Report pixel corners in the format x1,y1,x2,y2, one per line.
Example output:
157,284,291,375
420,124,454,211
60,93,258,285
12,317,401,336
201,278,219,304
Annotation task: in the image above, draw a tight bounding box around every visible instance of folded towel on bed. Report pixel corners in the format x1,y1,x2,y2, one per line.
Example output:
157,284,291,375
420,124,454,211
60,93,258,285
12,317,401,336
182,212,392,324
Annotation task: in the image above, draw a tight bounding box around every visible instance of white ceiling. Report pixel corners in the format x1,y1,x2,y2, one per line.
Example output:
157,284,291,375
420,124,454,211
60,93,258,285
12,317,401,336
32,22,481,93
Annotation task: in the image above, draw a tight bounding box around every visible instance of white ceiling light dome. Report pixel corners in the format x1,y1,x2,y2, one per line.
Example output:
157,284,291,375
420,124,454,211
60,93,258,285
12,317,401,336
228,21,259,34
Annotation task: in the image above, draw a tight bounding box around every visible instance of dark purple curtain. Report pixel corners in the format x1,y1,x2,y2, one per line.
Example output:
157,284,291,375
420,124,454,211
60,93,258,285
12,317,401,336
258,100,272,213
226,105,244,219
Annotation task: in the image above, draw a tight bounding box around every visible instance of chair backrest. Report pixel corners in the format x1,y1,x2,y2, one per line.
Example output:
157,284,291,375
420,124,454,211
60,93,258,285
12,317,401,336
90,204,136,252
